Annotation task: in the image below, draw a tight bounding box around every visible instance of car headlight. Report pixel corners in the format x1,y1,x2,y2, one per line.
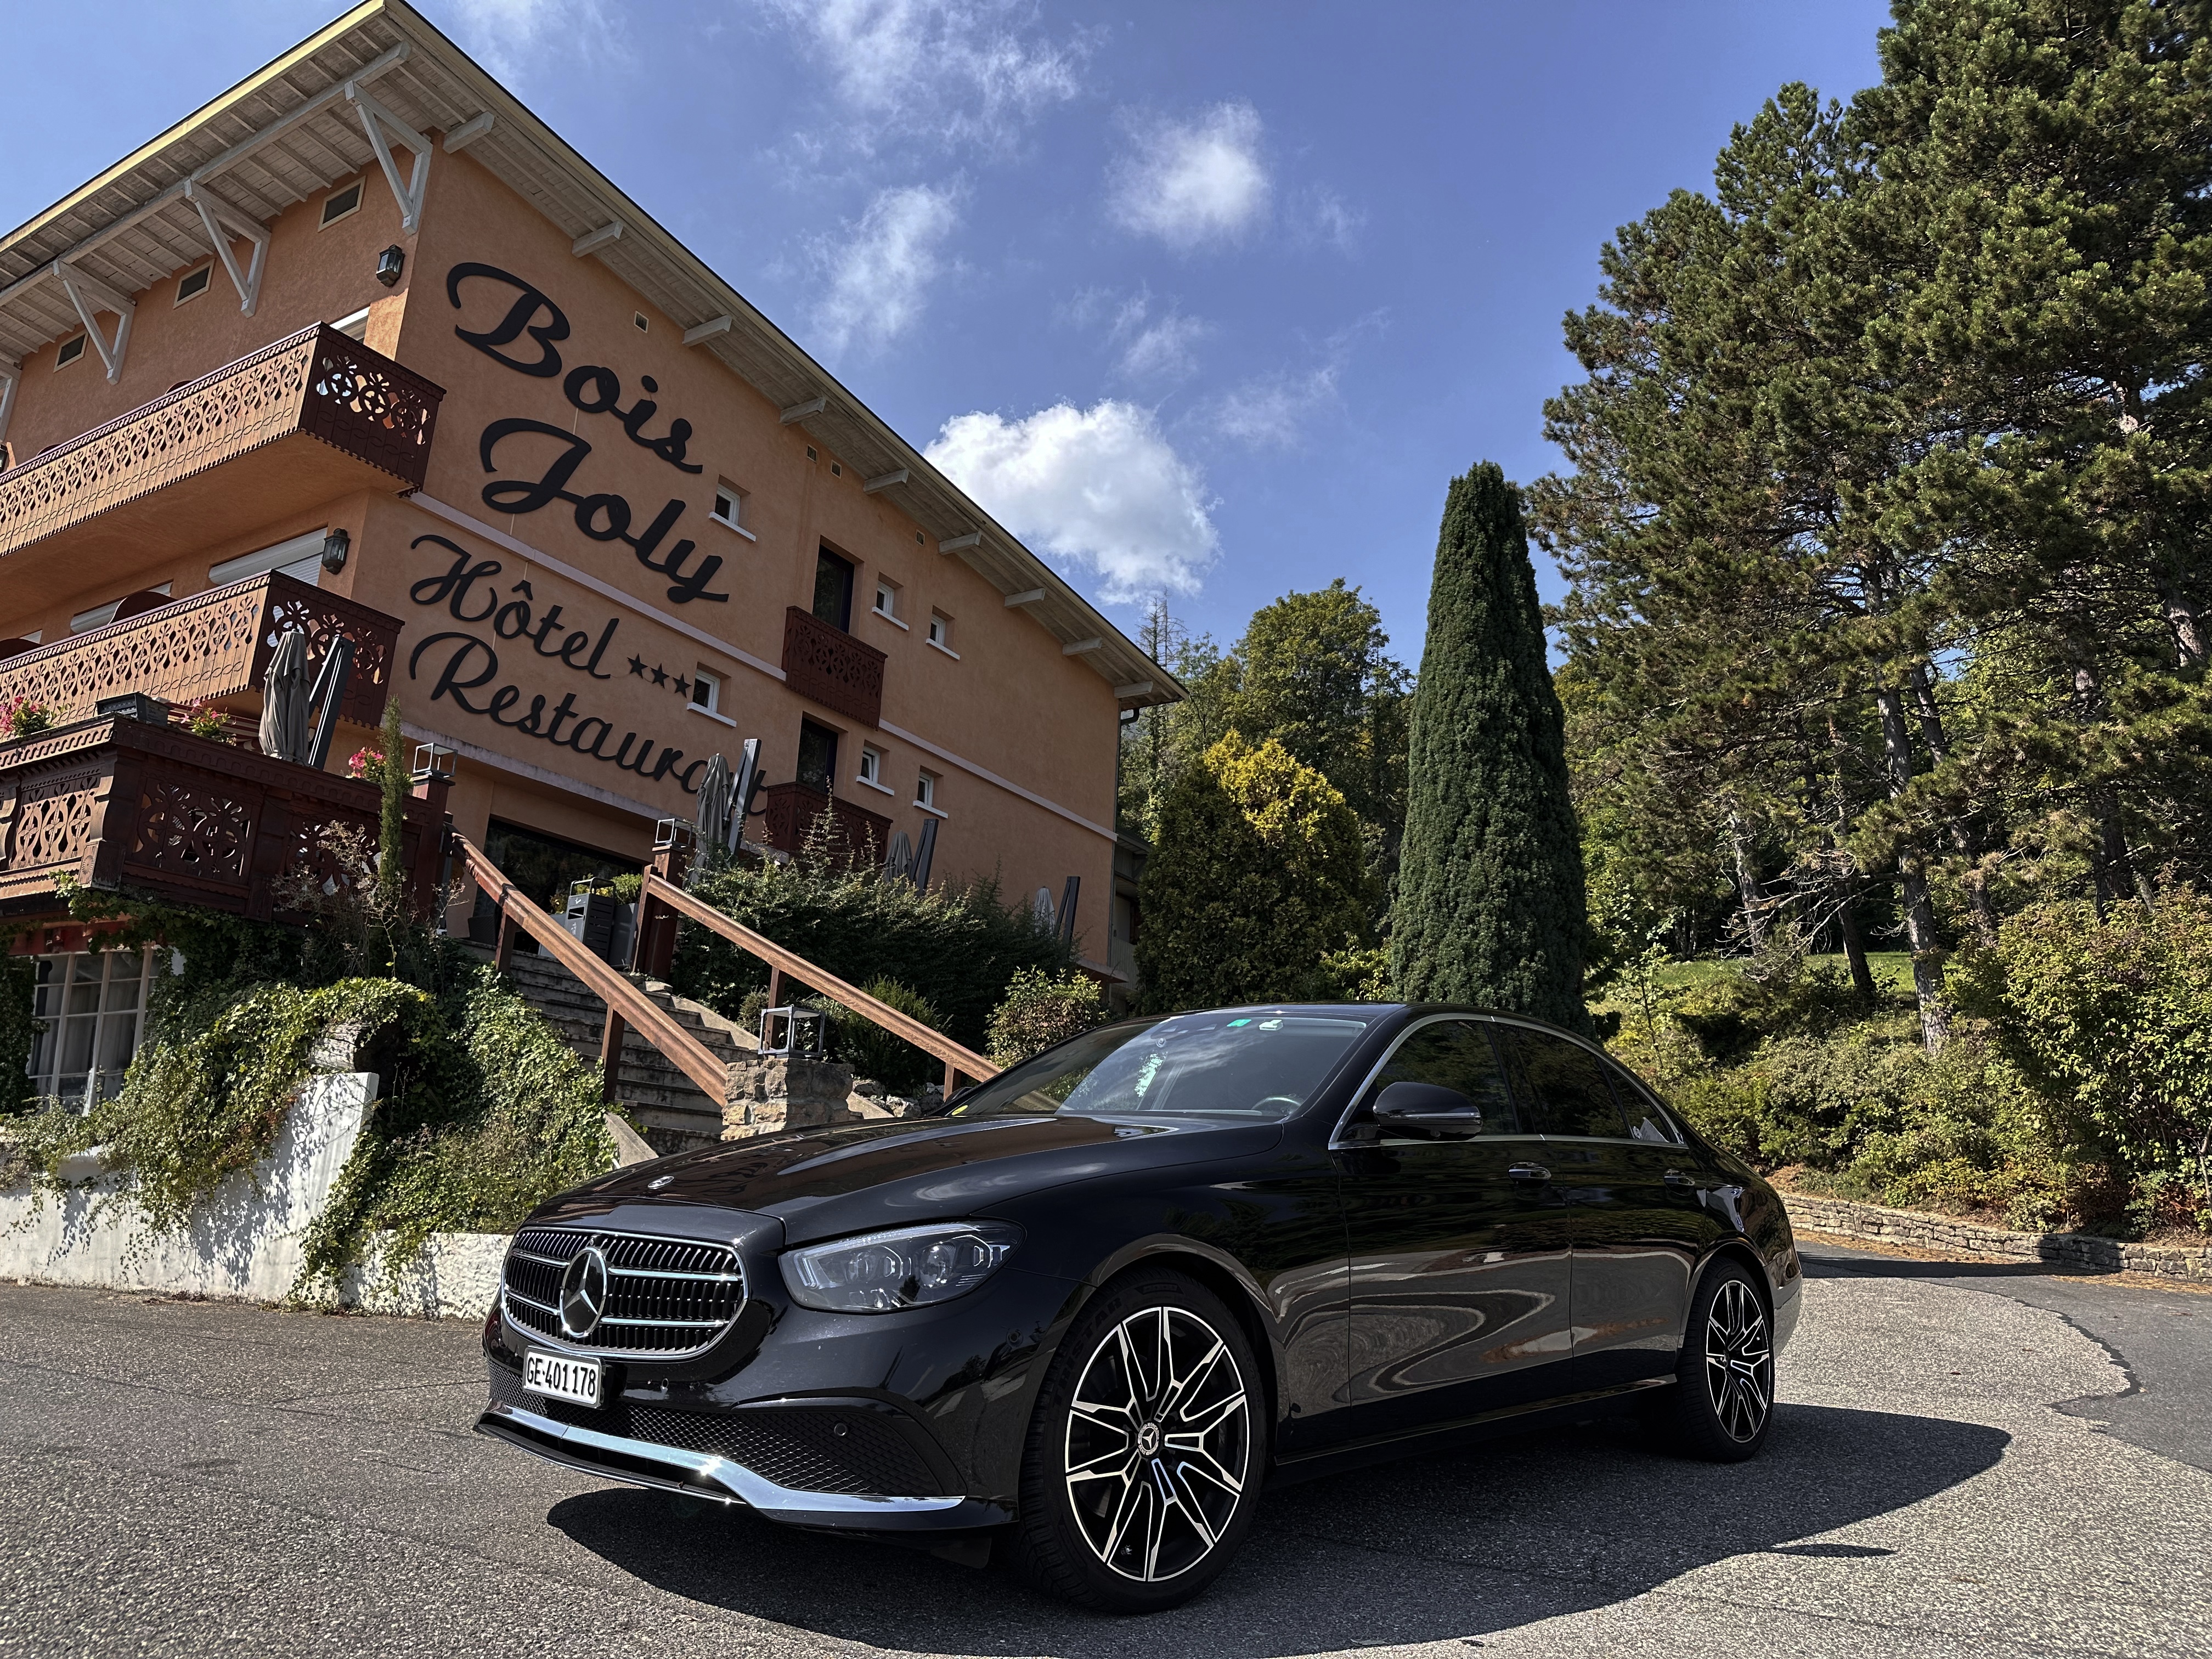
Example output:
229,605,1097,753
779,1221,1022,1313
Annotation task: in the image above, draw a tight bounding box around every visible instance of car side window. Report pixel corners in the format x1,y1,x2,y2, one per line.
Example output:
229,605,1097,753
1601,1058,1681,1144
1364,1019,1520,1135
1497,1027,1630,1139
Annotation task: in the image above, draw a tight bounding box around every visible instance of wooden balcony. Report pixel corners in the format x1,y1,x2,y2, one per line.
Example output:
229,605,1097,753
0,708,445,923
757,781,891,866
781,606,885,727
0,572,398,731
0,325,442,610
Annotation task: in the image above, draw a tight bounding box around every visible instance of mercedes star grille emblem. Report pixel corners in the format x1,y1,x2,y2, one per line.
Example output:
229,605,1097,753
558,1244,610,1339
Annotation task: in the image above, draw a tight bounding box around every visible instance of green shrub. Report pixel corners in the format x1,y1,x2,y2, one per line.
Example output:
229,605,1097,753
987,968,1109,1068
670,853,1066,1049
821,979,943,1093
9,978,430,1235
1137,731,1372,1012
1949,888,2212,1228
303,964,615,1284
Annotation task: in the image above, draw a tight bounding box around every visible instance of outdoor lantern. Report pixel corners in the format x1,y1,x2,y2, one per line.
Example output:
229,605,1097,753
409,742,456,786
320,527,349,573
376,244,405,286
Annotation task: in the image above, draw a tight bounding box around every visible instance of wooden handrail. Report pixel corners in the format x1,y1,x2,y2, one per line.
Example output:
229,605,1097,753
642,872,1000,1088
454,832,729,1102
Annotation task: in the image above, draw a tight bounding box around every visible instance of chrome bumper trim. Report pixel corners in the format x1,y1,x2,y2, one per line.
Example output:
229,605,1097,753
476,1398,967,1519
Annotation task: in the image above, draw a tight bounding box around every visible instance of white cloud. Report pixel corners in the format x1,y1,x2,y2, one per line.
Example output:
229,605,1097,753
1108,102,1271,251
811,184,962,357
1104,292,1208,384
1118,312,1208,383
446,0,614,78
1206,312,1384,448
926,401,1218,600
749,0,1089,153
1210,366,1340,449
1296,186,1364,252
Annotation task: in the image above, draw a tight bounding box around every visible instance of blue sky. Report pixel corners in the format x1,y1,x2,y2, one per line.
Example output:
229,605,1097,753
2,0,1888,668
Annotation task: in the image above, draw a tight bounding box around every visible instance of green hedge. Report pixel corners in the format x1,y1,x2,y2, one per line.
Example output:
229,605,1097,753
669,856,1068,1050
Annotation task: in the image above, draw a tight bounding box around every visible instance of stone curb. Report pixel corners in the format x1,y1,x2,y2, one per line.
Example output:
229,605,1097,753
1782,1192,2212,1284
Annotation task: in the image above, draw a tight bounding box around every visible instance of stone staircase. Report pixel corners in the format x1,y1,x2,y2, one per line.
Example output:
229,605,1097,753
493,948,755,1154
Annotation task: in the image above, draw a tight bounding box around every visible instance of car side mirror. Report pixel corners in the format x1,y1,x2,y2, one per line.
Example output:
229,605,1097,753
1370,1080,1481,1131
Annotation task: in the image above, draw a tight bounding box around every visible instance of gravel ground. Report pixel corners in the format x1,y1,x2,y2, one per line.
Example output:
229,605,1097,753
2,1250,2207,1659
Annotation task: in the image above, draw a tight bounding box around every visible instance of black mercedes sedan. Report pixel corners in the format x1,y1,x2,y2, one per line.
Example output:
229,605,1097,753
476,1003,1801,1613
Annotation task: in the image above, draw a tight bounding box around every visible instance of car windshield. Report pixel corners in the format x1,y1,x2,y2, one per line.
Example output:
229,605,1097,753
943,1011,1378,1122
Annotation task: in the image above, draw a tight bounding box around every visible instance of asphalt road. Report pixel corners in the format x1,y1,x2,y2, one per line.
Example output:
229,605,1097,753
2,1246,2208,1659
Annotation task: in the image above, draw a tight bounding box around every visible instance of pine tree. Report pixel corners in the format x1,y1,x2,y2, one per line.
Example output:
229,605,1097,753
1392,465,1590,1029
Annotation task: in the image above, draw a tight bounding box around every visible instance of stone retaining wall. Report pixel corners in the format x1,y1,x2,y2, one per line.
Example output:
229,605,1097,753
1784,1192,2212,1283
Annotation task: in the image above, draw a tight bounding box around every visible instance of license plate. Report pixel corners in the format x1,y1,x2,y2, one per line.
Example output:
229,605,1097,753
523,1350,603,1409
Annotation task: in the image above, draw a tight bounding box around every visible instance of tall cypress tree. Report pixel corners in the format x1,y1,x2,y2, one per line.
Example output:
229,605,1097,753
1392,464,1589,1030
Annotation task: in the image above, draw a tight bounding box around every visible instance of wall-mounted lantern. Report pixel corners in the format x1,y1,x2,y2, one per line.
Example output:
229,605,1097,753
320,527,350,573
376,245,405,287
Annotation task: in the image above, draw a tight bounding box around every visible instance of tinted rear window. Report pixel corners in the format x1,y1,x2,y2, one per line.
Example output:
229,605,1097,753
1497,1026,1630,1139
945,1011,1378,1122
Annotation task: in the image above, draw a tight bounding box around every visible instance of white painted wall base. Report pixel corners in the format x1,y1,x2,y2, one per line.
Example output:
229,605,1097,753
0,1073,378,1303
0,1075,512,1319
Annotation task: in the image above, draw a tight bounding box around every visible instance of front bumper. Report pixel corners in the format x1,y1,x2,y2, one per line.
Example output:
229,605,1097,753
475,1395,1009,1531
478,1249,1082,1532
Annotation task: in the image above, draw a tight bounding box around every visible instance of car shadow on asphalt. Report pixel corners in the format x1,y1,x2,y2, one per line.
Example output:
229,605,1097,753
546,1403,2006,1652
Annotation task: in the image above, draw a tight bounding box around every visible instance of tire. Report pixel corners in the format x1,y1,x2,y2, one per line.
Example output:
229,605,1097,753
1647,1258,1775,1462
1011,1268,1263,1613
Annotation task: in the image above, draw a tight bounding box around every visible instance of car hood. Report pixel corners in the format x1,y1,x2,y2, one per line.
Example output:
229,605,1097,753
556,1113,1282,1244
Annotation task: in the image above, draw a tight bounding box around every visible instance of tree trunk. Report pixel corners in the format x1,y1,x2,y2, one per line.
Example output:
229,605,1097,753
1876,685,1950,1052
2158,573,2207,670
1906,662,2000,947
1833,881,1878,1002
2068,660,2152,907
1726,811,1766,952
1808,723,1877,1002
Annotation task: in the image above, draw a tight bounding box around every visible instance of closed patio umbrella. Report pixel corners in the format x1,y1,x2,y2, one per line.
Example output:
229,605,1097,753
695,751,732,848
258,629,312,763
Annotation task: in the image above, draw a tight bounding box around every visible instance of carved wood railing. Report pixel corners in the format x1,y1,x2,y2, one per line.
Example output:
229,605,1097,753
0,325,442,560
0,571,399,729
757,780,891,864
453,830,729,1105
781,606,885,727
640,872,997,1096
0,710,446,922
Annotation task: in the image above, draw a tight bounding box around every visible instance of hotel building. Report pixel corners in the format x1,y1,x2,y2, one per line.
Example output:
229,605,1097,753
0,1,1173,1097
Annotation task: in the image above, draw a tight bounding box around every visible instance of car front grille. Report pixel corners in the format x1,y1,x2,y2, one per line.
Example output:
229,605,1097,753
501,1226,745,1356
486,1361,945,1497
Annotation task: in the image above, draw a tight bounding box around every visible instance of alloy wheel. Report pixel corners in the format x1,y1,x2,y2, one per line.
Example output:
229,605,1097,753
1703,1277,1773,1442
1062,1304,1251,1583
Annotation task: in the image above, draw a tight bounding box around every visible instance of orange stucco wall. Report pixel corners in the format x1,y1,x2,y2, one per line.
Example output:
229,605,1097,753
0,130,1123,960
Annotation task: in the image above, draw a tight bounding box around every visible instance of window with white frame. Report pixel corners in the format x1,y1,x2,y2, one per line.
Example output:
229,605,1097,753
915,769,939,810
857,744,885,787
55,335,86,369
690,668,721,714
711,481,747,529
927,610,954,652
873,577,901,621
175,266,212,306
27,948,160,1107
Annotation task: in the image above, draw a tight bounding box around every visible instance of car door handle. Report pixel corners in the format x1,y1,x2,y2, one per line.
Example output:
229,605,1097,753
1507,1163,1551,1183
1664,1169,1699,1188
